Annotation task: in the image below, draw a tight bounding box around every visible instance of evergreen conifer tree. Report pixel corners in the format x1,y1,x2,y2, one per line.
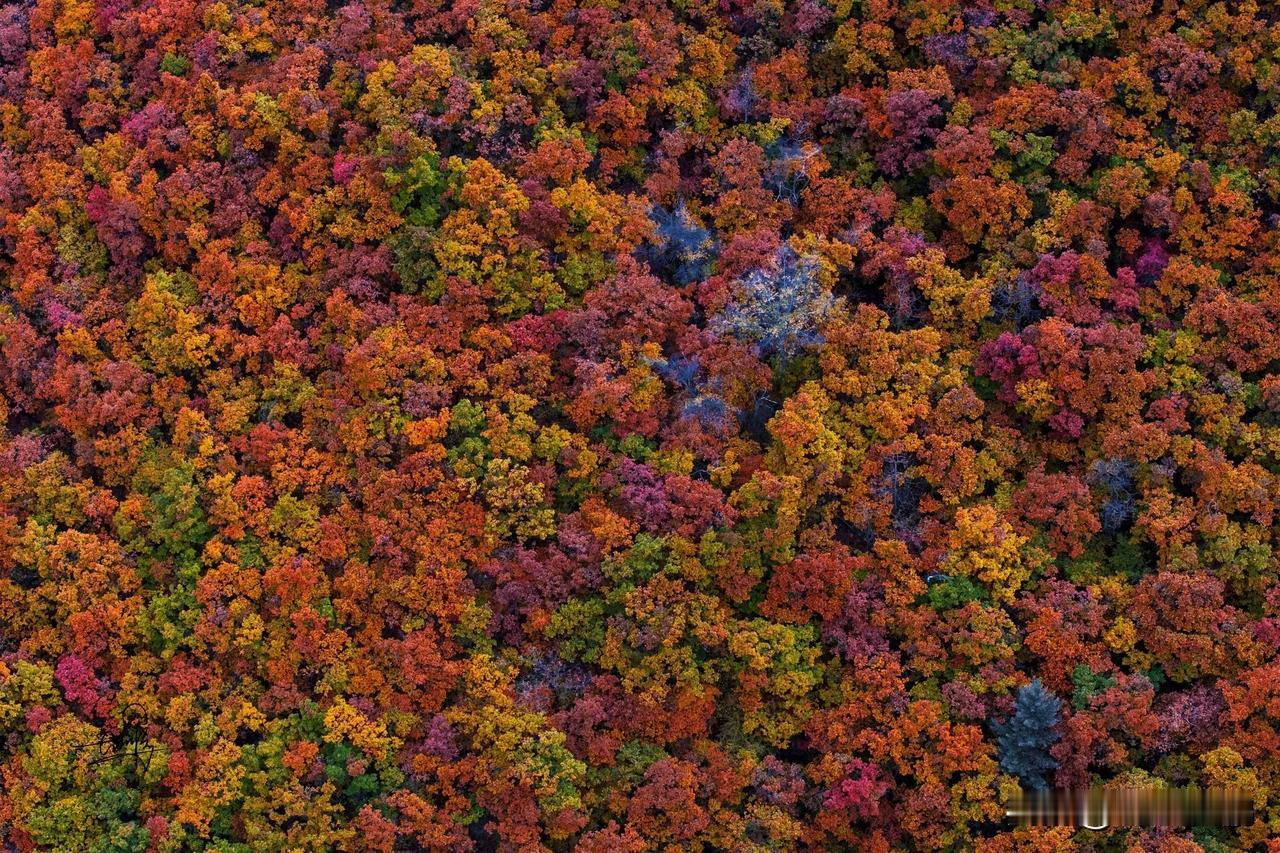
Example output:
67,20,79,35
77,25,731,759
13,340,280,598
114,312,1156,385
995,679,1063,790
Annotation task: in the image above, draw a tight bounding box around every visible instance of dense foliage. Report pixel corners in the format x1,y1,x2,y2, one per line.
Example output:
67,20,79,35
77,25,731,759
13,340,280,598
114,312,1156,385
2,0,1280,849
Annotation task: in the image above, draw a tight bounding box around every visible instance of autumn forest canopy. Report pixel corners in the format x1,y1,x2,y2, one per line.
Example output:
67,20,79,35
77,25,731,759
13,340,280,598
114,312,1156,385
4,0,1280,849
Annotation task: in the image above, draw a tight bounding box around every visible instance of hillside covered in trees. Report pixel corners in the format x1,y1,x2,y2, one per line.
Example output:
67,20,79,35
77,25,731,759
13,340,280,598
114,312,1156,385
3,0,1280,849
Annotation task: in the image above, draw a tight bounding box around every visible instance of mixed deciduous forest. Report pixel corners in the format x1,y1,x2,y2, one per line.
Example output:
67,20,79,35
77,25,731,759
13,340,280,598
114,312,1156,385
2,0,1280,849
